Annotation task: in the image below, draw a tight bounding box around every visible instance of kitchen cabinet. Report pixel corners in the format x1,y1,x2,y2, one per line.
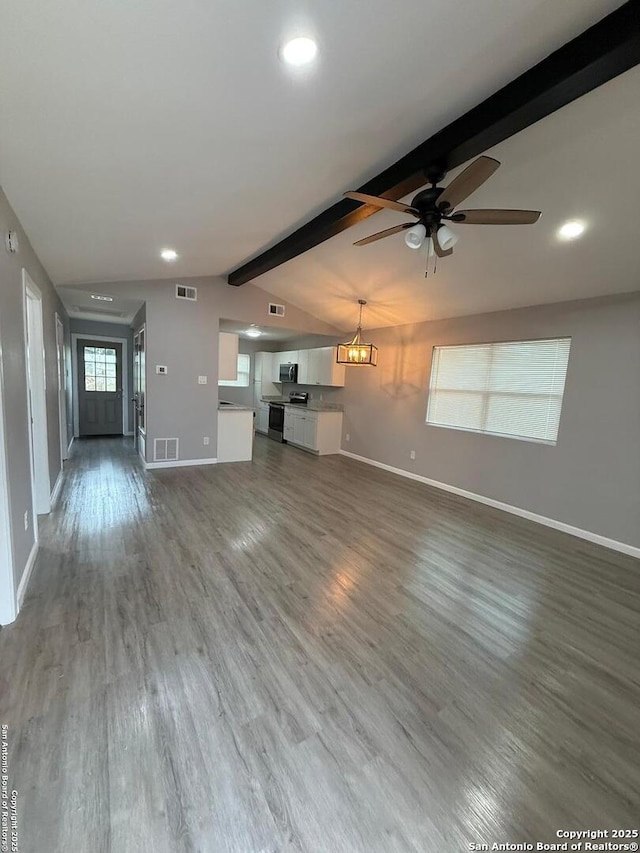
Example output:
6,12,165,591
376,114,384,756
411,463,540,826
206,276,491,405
299,347,345,387
256,404,269,434
254,352,278,411
254,351,271,384
283,408,295,442
218,332,239,381
217,408,253,462
284,408,342,455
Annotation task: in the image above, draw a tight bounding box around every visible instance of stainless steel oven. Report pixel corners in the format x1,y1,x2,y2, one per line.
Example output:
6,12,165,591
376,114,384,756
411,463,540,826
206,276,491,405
268,402,286,442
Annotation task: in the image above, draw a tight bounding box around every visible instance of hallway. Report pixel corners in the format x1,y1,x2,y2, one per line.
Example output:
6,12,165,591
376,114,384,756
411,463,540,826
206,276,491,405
1,436,639,852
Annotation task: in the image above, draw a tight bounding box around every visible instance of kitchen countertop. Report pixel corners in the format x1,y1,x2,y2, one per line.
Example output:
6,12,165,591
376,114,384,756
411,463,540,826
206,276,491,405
218,401,254,412
261,397,344,413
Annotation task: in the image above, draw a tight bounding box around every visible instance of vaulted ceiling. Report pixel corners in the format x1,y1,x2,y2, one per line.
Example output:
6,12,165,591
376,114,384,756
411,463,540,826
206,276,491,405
1,0,635,329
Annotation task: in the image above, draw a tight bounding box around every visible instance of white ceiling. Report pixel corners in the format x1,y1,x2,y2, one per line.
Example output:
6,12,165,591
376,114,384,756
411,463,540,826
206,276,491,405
219,319,335,343
0,0,623,298
58,286,143,325
254,64,640,328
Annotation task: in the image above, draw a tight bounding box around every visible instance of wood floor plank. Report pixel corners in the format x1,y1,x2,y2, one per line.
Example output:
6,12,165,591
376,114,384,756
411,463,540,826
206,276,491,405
1,434,638,852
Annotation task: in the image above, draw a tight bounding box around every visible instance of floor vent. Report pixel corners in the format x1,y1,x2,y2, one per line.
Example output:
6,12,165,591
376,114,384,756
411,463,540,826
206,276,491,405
268,302,285,317
154,438,179,462
176,284,197,301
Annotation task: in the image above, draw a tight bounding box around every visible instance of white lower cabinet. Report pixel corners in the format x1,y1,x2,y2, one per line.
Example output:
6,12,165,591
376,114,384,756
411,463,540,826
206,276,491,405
284,408,342,455
256,404,269,434
283,409,295,442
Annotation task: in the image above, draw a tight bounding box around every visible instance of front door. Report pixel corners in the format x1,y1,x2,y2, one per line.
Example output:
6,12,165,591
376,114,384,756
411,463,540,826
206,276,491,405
78,339,123,436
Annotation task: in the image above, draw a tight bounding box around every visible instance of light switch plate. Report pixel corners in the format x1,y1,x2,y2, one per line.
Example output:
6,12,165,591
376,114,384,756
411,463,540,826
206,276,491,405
156,365,168,375
198,375,207,384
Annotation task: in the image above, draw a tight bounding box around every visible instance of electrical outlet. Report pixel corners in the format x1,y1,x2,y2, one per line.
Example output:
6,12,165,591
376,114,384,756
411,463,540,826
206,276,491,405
203,436,210,446
198,375,208,385
345,433,350,442
410,450,416,460
24,510,29,531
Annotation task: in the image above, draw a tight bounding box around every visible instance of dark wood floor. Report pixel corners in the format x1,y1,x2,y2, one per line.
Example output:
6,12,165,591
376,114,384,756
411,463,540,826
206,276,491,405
1,436,639,852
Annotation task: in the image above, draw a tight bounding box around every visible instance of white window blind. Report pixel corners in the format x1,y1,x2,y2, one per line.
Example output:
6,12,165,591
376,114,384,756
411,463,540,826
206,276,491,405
426,338,571,444
219,353,251,387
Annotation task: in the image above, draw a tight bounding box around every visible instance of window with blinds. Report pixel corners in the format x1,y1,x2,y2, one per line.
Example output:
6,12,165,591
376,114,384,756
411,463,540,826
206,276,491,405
426,338,571,444
219,353,251,387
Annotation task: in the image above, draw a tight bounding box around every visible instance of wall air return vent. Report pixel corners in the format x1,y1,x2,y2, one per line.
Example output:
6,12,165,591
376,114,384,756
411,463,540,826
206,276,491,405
176,284,197,301
268,303,285,317
154,438,179,462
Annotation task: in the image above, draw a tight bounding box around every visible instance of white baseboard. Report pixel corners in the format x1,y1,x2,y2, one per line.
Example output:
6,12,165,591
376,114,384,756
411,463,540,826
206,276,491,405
144,457,218,470
339,450,640,559
50,468,64,506
17,541,39,609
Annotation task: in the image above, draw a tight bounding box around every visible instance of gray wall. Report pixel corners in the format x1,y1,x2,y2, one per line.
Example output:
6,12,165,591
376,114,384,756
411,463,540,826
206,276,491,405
69,319,135,433
0,186,69,589
339,292,640,550
62,277,342,462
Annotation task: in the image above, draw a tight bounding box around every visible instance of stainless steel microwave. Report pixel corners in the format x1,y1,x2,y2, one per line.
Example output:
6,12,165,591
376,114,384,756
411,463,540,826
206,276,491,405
279,363,298,383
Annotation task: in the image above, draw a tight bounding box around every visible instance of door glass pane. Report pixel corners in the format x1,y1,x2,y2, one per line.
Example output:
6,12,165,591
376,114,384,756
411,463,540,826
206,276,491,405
95,347,105,357
84,347,95,360
95,377,106,391
106,378,116,392
85,362,95,376
85,376,96,391
95,363,105,376
105,349,116,362
106,363,116,377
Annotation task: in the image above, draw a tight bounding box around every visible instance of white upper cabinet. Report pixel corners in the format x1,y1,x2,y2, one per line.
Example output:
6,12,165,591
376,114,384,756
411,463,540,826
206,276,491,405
254,351,274,384
218,332,239,381
268,345,344,387
305,347,345,387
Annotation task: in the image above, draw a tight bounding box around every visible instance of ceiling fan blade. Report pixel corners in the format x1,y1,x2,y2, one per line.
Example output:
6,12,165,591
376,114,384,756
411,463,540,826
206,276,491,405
345,191,419,216
437,156,500,211
432,229,453,258
454,209,541,225
353,222,414,246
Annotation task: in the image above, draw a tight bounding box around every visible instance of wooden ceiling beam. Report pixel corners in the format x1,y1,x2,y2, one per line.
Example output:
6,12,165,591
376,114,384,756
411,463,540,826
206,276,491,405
228,1,640,285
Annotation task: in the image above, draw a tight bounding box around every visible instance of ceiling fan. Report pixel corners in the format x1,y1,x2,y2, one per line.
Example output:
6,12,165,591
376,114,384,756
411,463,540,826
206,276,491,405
344,156,541,272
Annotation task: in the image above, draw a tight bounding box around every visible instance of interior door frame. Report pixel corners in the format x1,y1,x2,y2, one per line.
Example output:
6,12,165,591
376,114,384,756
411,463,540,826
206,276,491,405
72,333,129,437
55,314,69,460
0,343,16,624
23,270,50,518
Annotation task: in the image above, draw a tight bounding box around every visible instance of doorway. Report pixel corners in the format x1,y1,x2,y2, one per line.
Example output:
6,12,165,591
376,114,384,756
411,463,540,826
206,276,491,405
55,314,69,459
76,339,124,436
71,333,129,437
23,270,50,517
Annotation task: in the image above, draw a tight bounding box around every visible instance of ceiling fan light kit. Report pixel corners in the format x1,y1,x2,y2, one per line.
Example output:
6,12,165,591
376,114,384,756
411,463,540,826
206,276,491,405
345,156,541,274
337,299,378,367
405,223,427,249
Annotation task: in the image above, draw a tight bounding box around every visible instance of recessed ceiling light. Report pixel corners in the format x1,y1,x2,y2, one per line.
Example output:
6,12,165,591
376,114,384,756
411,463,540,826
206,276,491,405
91,294,113,302
558,220,585,240
160,248,179,261
245,329,262,338
280,36,318,67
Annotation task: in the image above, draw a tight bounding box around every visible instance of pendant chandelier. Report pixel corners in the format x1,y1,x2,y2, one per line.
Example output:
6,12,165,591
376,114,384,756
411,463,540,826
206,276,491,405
336,299,378,366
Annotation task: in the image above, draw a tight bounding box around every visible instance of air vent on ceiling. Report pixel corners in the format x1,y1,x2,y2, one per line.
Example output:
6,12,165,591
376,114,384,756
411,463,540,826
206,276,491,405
154,438,179,462
176,284,197,301
268,302,285,317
